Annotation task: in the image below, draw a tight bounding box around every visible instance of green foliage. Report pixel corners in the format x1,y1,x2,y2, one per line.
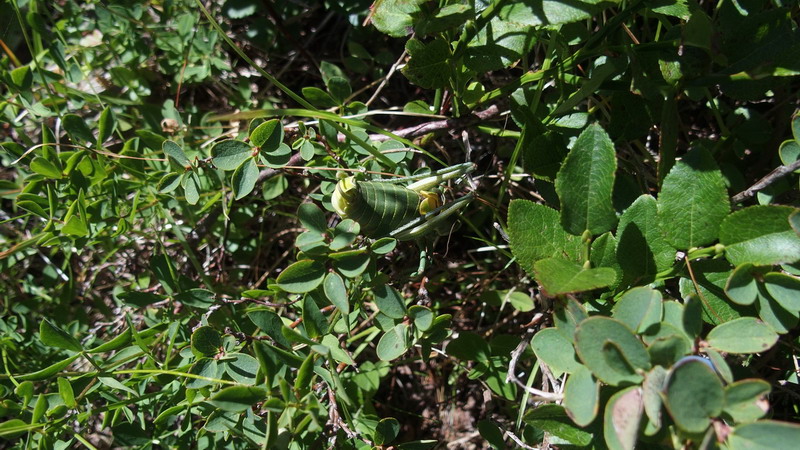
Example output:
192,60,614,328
2,0,800,448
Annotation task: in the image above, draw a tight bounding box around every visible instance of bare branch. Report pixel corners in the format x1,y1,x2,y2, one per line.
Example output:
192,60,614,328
731,159,800,204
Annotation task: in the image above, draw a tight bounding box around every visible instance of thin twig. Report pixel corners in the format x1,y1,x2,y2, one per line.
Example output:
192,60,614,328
506,429,537,450
731,158,800,203
506,331,563,401
347,104,504,143
365,50,407,106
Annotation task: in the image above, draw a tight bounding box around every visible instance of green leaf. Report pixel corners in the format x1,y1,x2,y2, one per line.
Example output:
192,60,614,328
478,420,505,449
664,358,724,434
402,38,452,89
97,106,116,145
534,257,617,295
564,366,599,427
40,319,82,352
374,417,401,446
555,123,617,236
408,306,434,331
643,366,668,432
209,386,267,412
294,353,316,398
574,317,650,385
372,285,407,319
657,146,730,249
262,174,287,200
298,203,328,235
720,206,800,266
0,419,29,439
603,386,643,450
249,118,283,151
370,0,425,37
755,285,798,334
706,317,778,354
763,272,800,311
224,353,260,385
377,323,409,361
447,332,490,364
62,215,89,237
508,200,583,275
330,219,359,251
324,272,349,316
465,9,537,72
327,76,351,104
233,157,259,200
211,139,253,171
725,264,760,306
276,259,326,294
191,326,222,357
248,310,291,348
157,172,182,193
183,173,200,205
725,420,800,450
616,195,675,286
612,286,663,333
118,291,164,308
174,288,216,310
302,293,328,338
186,358,220,389
371,237,397,255
724,379,770,423
57,377,76,408
30,157,62,179
524,404,593,447
302,87,338,108
163,140,190,167
332,251,370,278
62,114,95,144
18,354,80,381
679,259,752,325
530,327,582,376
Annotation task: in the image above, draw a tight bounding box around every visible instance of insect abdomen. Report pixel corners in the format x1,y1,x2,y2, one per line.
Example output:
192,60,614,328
350,182,420,238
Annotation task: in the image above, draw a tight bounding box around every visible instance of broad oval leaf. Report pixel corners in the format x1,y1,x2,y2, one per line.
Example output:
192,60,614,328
725,420,800,450
763,272,800,311
376,323,408,361
564,366,599,427
524,404,593,447
323,272,349,316
163,140,190,167
232,157,259,200
534,257,617,295
720,205,800,266
724,379,770,423
276,259,325,293
211,139,252,171
574,317,650,385
555,123,617,236
508,200,582,275
658,147,730,249
224,353,260,385
612,286,663,333
604,386,643,450
706,317,778,354
372,285,406,319
616,195,675,287
664,358,724,434
725,264,760,306
191,326,222,357
530,327,582,376
249,118,283,151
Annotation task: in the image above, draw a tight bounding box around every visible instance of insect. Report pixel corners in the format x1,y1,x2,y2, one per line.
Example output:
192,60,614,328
331,162,476,241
